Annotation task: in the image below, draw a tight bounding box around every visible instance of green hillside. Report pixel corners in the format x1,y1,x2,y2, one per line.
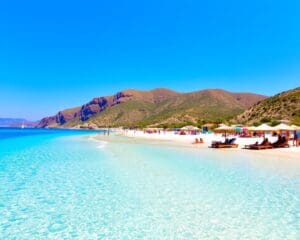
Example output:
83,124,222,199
235,87,300,125
59,89,266,128
37,88,267,128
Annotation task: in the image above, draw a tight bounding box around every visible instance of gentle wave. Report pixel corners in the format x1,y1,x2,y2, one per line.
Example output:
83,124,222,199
87,136,108,148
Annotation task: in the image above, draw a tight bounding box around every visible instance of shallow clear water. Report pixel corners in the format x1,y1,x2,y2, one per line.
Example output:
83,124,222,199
0,129,299,239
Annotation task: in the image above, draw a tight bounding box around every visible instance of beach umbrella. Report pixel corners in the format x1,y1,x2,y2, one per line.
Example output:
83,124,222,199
273,123,295,131
252,124,275,131
245,126,257,136
291,125,300,130
181,125,199,131
234,126,242,133
249,124,275,137
214,125,234,137
245,126,254,131
214,125,234,131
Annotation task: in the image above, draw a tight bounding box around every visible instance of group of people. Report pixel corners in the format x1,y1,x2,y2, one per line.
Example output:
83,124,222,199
193,138,204,144
249,131,299,148
247,134,290,148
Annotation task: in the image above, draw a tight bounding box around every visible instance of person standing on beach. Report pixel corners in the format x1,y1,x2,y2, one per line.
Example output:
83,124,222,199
293,130,298,146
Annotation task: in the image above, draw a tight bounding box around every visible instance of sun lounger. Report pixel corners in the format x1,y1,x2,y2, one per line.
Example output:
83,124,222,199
244,140,265,149
271,136,289,148
211,138,238,148
247,144,273,150
212,143,238,148
244,142,259,149
272,139,289,148
245,138,273,150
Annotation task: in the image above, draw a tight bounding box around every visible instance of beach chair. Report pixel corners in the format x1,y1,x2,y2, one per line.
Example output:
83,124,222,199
248,144,273,150
211,138,238,148
245,138,267,149
272,138,289,148
245,138,273,150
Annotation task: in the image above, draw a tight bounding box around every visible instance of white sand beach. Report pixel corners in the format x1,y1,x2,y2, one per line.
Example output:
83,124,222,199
113,129,300,160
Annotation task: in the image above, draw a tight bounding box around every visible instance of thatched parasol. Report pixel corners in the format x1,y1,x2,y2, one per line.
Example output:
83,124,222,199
214,125,235,137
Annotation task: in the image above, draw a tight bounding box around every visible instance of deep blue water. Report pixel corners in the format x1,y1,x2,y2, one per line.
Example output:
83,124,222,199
0,127,97,140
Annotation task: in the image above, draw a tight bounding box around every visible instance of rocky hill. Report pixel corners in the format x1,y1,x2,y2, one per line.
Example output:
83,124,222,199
235,87,300,125
37,88,266,128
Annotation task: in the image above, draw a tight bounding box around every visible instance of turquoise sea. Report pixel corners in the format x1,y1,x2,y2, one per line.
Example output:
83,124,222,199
0,128,299,239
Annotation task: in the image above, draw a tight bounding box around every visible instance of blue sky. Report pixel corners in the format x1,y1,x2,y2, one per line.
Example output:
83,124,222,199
0,0,299,120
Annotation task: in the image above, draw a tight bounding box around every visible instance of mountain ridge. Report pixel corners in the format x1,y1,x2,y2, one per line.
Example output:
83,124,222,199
37,88,266,128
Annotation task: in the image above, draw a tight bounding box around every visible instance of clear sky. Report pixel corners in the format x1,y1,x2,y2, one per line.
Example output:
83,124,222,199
0,0,299,120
